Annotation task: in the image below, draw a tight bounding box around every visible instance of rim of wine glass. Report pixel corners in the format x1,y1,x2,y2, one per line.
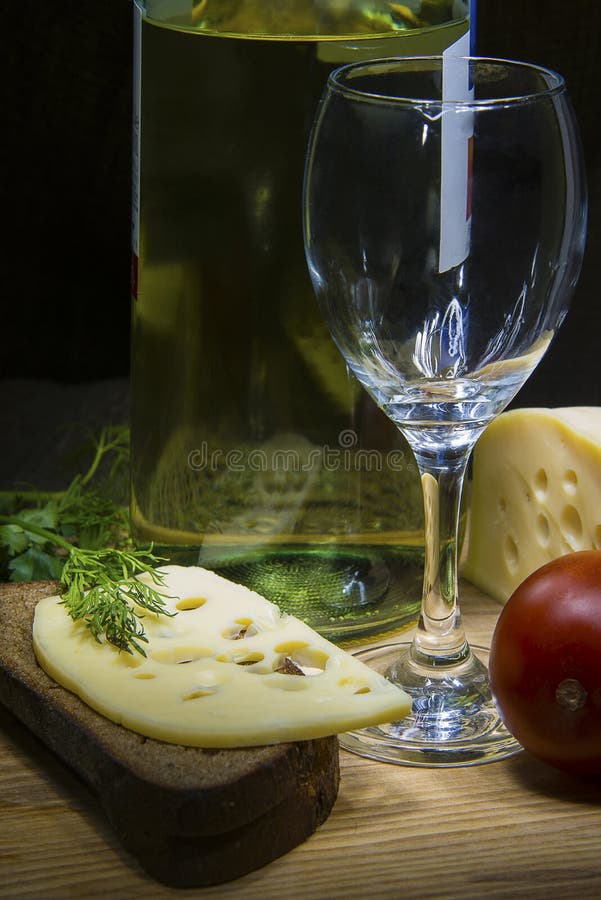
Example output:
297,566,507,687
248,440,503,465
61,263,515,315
327,56,566,108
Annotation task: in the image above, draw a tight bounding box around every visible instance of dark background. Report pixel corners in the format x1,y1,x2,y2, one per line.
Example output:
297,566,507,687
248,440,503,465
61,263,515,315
0,1,599,403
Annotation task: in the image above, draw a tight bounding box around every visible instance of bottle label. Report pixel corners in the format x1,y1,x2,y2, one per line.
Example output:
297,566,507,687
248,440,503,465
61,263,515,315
468,0,477,51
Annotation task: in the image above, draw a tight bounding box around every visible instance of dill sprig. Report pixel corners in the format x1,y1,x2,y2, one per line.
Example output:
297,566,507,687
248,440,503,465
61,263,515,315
0,426,175,655
57,426,131,551
59,546,173,656
0,513,173,655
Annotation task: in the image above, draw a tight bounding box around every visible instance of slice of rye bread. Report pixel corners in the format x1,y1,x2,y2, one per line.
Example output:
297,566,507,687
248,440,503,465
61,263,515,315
0,581,340,887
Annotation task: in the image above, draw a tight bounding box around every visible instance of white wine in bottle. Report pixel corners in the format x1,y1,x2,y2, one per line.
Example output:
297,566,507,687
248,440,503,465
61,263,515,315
131,0,474,642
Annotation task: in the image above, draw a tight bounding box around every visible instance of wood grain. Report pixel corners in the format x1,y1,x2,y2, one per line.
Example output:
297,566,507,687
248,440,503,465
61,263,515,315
2,582,601,899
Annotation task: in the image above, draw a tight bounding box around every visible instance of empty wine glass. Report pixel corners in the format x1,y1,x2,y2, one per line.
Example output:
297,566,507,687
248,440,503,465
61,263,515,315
303,56,587,766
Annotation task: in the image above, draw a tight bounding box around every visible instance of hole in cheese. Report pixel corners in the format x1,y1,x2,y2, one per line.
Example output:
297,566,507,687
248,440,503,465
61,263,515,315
133,672,156,680
182,687,219,700
535,512,550,547
274,656,305,676
274,640,310,654
215,650,266,667
338,676,372,694
274,643,329,676
534,468,548,499
563,469,578,494
504,535,519,572
594,525,601,550
222,619,260,640
561,504,583,545
233,651,265,666
176,596,207,611
116,653,143,669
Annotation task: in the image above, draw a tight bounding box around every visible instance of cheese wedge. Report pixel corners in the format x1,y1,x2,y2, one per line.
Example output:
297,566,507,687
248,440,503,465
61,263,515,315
32,565,411,748
463,407,601,603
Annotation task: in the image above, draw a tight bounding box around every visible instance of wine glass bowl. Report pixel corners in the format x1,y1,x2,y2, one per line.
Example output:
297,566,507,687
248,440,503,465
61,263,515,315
303,56,587,766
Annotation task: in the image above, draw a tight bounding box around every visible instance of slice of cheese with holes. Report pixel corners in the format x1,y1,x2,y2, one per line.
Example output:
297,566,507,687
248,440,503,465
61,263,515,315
463,407,601,603
32,565,411,748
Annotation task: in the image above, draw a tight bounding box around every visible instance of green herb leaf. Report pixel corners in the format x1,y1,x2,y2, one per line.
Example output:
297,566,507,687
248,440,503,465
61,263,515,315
9,547,65,582
17,503,60,537
0,524,30,556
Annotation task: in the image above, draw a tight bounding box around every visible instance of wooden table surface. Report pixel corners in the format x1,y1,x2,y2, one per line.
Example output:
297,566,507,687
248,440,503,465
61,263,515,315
1,582,601,900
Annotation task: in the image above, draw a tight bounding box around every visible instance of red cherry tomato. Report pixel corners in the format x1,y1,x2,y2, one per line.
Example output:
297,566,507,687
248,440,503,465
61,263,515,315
489,550,601,774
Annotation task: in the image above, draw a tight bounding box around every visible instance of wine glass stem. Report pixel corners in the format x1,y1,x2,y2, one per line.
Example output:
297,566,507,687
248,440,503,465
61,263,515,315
407,440,477,670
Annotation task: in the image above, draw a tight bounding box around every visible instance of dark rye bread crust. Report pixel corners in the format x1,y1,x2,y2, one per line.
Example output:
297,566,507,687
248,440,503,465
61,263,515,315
0,581,340,887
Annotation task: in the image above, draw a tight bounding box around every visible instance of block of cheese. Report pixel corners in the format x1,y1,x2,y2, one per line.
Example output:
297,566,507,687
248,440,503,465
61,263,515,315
463,407,601,603
33,565,411,747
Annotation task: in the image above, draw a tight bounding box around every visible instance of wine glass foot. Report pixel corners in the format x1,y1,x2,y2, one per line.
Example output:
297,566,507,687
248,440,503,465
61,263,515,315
339,642,522,767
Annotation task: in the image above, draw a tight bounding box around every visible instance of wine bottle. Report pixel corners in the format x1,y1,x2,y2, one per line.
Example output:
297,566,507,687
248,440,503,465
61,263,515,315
131,0,475,642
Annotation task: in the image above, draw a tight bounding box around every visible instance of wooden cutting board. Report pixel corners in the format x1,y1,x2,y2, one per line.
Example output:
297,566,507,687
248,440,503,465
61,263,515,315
2,579,601,898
